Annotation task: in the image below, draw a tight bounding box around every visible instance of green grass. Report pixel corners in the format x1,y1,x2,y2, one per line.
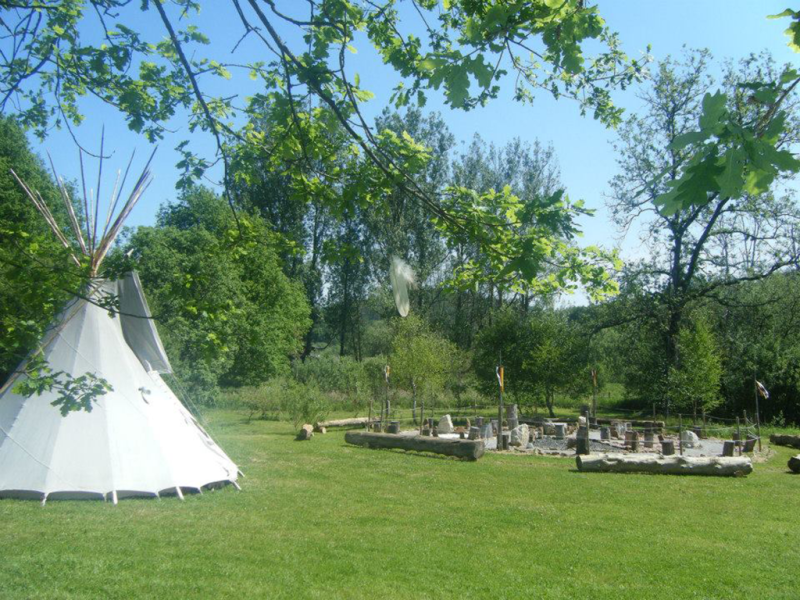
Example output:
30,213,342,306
1,410,799,599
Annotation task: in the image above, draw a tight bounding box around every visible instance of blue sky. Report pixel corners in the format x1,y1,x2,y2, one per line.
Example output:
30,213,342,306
25,1,799,263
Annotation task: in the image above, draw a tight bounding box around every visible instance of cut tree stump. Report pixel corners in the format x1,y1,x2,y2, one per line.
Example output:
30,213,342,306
788,454,800,474
297,424,314,441
770,434,800,450
576,453,753,476
722,441,735,457
661,440,675,456
344,431,485,461
315,417,378,430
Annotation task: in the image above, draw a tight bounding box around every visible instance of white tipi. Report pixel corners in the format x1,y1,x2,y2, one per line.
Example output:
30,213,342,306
0,148,239,503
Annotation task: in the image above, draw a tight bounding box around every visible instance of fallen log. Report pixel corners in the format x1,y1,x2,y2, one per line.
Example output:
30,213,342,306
576,453,752,477
344,431,485,461
315,417,378,430
769,434,800,450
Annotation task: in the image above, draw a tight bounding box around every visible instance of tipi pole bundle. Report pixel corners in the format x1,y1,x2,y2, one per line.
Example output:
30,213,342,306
10,144,156,277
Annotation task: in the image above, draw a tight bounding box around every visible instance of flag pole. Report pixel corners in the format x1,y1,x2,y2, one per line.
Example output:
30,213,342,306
497,352,504,451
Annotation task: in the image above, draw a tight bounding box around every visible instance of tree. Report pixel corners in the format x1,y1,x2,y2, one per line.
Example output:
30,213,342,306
107,187,311,402
0,116,82,382
608,49,800,412
473,308,588,417
390,314,457,418
0,0,641,299
669,317,723,421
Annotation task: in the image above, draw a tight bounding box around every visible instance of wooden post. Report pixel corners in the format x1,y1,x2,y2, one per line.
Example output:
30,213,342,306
585,409,591,454
652,403,656,426
384,365,390,433
591,369,598,419
736,417,741,456
368,398,373,431
702,408,707,439
412,379,417,426
678,414,683,456
754,371,762,452
496,359,504,451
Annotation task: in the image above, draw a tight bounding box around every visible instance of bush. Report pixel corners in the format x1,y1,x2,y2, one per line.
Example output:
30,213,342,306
228,377,330,427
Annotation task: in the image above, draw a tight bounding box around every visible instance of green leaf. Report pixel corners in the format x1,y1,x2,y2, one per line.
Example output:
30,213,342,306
669,130,709,150
698,91,727,131
716,148,746,199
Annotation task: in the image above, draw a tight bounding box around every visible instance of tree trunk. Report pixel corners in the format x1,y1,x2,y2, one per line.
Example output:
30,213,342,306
545,390,556,418
344,431,485,461
576,453,752,476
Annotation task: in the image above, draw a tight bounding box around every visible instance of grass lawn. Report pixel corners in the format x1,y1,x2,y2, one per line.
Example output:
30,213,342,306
1,410,799,599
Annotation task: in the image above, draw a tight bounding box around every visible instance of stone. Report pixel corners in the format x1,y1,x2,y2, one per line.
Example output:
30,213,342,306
432,427,439,437
644,431,655,449
501,432,511,450
297,424,314,441
526,442,534,450
422,427,431,437
387,421,400,434
468,426,480,441
475,416,484,428
615,423,626,439
661,440,675,455
625,430,639,451
578,415,587,428
600,427,611,441
681,430,700,449
438,414,454,434
543,422,555,436
481,423,494,439
554,423,567,440
510,424,530,447
788,454,800,473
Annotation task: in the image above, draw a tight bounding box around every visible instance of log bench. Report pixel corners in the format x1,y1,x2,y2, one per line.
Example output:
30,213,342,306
344,431,485,461
576,453,753,476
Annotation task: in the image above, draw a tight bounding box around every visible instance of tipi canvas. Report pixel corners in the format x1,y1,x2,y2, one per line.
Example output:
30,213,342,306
0,274,239,503
0,149,239,503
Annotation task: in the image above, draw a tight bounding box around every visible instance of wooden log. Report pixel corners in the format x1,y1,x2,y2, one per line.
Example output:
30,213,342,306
576,432,590,455
344,431,485,461
770,434,800,450
576,453,753,476
722,440,735,457
297,424,314,441
661,440,675,456
788,454,800,474
316,417,378,430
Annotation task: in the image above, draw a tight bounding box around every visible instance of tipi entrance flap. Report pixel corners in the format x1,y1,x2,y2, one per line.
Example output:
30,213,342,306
118,272,172,374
